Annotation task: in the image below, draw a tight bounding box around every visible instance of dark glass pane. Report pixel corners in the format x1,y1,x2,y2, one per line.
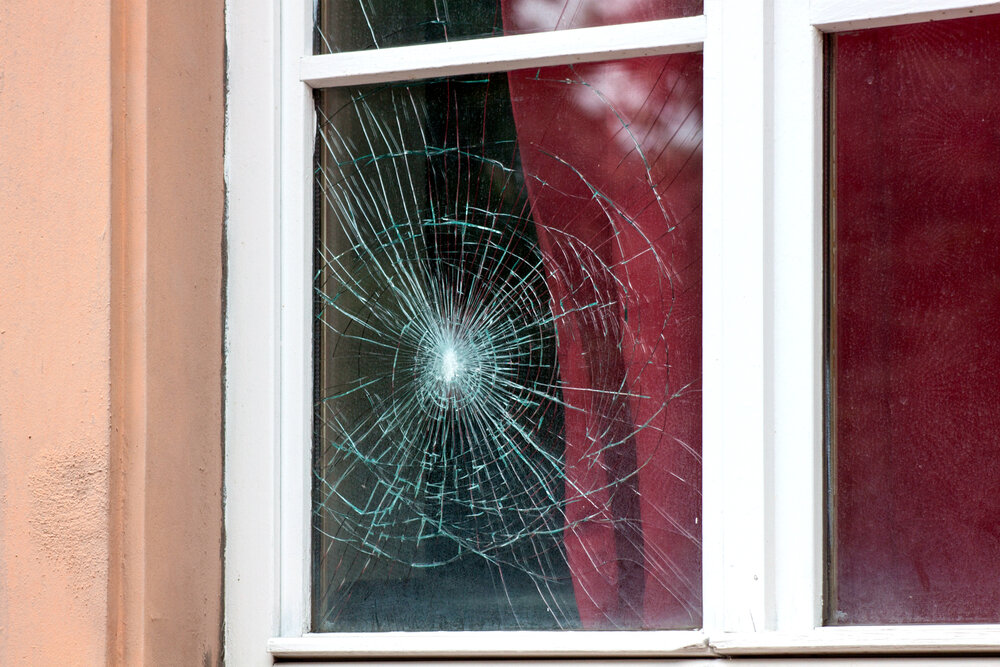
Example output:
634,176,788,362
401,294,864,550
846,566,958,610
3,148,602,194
313,54,703,631
829,14,1000,625
315,0,703,54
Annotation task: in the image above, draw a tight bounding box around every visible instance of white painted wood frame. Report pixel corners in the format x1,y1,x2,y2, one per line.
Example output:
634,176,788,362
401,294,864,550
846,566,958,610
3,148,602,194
224,0,1000,663
224,0,281,665
278,0,315,640
300,16,705,86
771,0,824,635
700,0,773,637
812,0,1000,31
269,631,711,660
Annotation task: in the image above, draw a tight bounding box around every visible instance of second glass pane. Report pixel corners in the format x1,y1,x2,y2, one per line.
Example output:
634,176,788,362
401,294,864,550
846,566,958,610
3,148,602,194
313,54,703,631
829,14,1000,625
315,0,703,53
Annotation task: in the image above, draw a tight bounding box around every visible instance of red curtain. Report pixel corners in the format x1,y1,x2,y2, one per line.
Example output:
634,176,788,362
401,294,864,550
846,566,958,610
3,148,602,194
502,1,703,628
501,0,701,32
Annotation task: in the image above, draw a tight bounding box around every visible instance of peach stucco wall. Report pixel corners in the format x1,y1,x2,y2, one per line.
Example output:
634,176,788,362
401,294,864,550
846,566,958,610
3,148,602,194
0,0,223,664
0,1,113,663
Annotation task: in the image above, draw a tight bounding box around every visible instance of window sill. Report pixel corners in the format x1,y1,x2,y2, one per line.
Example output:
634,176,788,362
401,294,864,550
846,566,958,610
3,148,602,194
713,626,1000,656
269,626,1000,660
268,631,711,660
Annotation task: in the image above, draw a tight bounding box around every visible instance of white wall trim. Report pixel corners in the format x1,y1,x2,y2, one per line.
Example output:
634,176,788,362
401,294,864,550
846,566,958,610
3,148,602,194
224,0,282,664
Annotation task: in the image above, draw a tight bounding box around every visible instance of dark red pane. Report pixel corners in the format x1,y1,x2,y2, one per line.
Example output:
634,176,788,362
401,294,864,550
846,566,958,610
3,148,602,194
832,14,1000,624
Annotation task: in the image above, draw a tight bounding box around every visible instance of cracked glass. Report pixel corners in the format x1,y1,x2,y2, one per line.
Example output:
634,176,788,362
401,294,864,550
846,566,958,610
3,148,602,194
314,0,703,54
313,52,703,631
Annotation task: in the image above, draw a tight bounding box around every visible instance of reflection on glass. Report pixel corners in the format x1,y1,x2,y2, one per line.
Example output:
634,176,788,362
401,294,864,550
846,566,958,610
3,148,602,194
313,54,703,631
315,0,703,54
829,14,1000,625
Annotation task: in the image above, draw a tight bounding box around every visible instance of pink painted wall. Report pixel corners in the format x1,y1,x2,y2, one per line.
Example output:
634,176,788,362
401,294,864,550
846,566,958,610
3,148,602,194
133,0,224,661
0,0,223,664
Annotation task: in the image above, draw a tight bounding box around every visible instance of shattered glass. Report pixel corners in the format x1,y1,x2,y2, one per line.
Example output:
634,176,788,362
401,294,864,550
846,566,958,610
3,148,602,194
315,0,703,54
313,53,703,631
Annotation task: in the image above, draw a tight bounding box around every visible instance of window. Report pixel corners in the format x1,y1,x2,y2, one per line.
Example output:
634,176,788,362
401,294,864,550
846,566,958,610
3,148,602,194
225,0,1000,663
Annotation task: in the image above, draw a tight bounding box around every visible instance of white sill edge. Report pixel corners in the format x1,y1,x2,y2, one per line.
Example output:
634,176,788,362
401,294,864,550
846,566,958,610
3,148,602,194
268,630,710,659
712,626,1000,655
268,626,1000,659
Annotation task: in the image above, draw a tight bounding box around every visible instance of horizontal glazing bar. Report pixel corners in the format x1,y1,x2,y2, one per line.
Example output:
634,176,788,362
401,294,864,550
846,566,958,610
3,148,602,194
300,16,705,87
811,0,1000,32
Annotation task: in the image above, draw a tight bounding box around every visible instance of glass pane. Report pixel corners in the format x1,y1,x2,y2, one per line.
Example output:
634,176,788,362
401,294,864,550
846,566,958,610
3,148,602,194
313,54,703,631
315,0,703,54
829,14,1000,625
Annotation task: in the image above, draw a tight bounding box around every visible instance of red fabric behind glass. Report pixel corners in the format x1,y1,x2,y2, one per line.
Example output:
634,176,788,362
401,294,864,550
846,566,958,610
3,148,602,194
834,15,1000,624
503,3,703,627
502,0,702,33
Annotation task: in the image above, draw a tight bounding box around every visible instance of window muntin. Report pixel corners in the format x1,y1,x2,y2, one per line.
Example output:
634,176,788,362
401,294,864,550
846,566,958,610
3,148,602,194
314,0,703,54
828,12,1000,625
313,53,704,631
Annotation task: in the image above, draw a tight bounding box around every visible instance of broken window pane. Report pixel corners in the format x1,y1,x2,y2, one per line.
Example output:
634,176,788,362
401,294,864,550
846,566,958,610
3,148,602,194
313,53,702,631
829,14,1000,625
315,0,703,54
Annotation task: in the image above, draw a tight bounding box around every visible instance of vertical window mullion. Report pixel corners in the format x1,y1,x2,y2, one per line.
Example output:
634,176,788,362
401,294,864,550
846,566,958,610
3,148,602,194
278,0,315,637
701,0,775,635
771,0,825,632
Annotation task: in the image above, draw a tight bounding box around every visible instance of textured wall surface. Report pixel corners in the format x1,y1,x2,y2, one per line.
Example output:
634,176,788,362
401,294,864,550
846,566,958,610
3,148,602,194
138,0,225,662
0,1,114,663
0,0,224,664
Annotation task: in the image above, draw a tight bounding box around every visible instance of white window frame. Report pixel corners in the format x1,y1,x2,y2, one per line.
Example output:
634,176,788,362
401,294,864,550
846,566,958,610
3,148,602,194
224,0,1000,664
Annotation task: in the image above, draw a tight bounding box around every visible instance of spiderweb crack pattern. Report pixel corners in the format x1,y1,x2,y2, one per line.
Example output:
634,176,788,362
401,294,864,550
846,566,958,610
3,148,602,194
313,62,702,631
